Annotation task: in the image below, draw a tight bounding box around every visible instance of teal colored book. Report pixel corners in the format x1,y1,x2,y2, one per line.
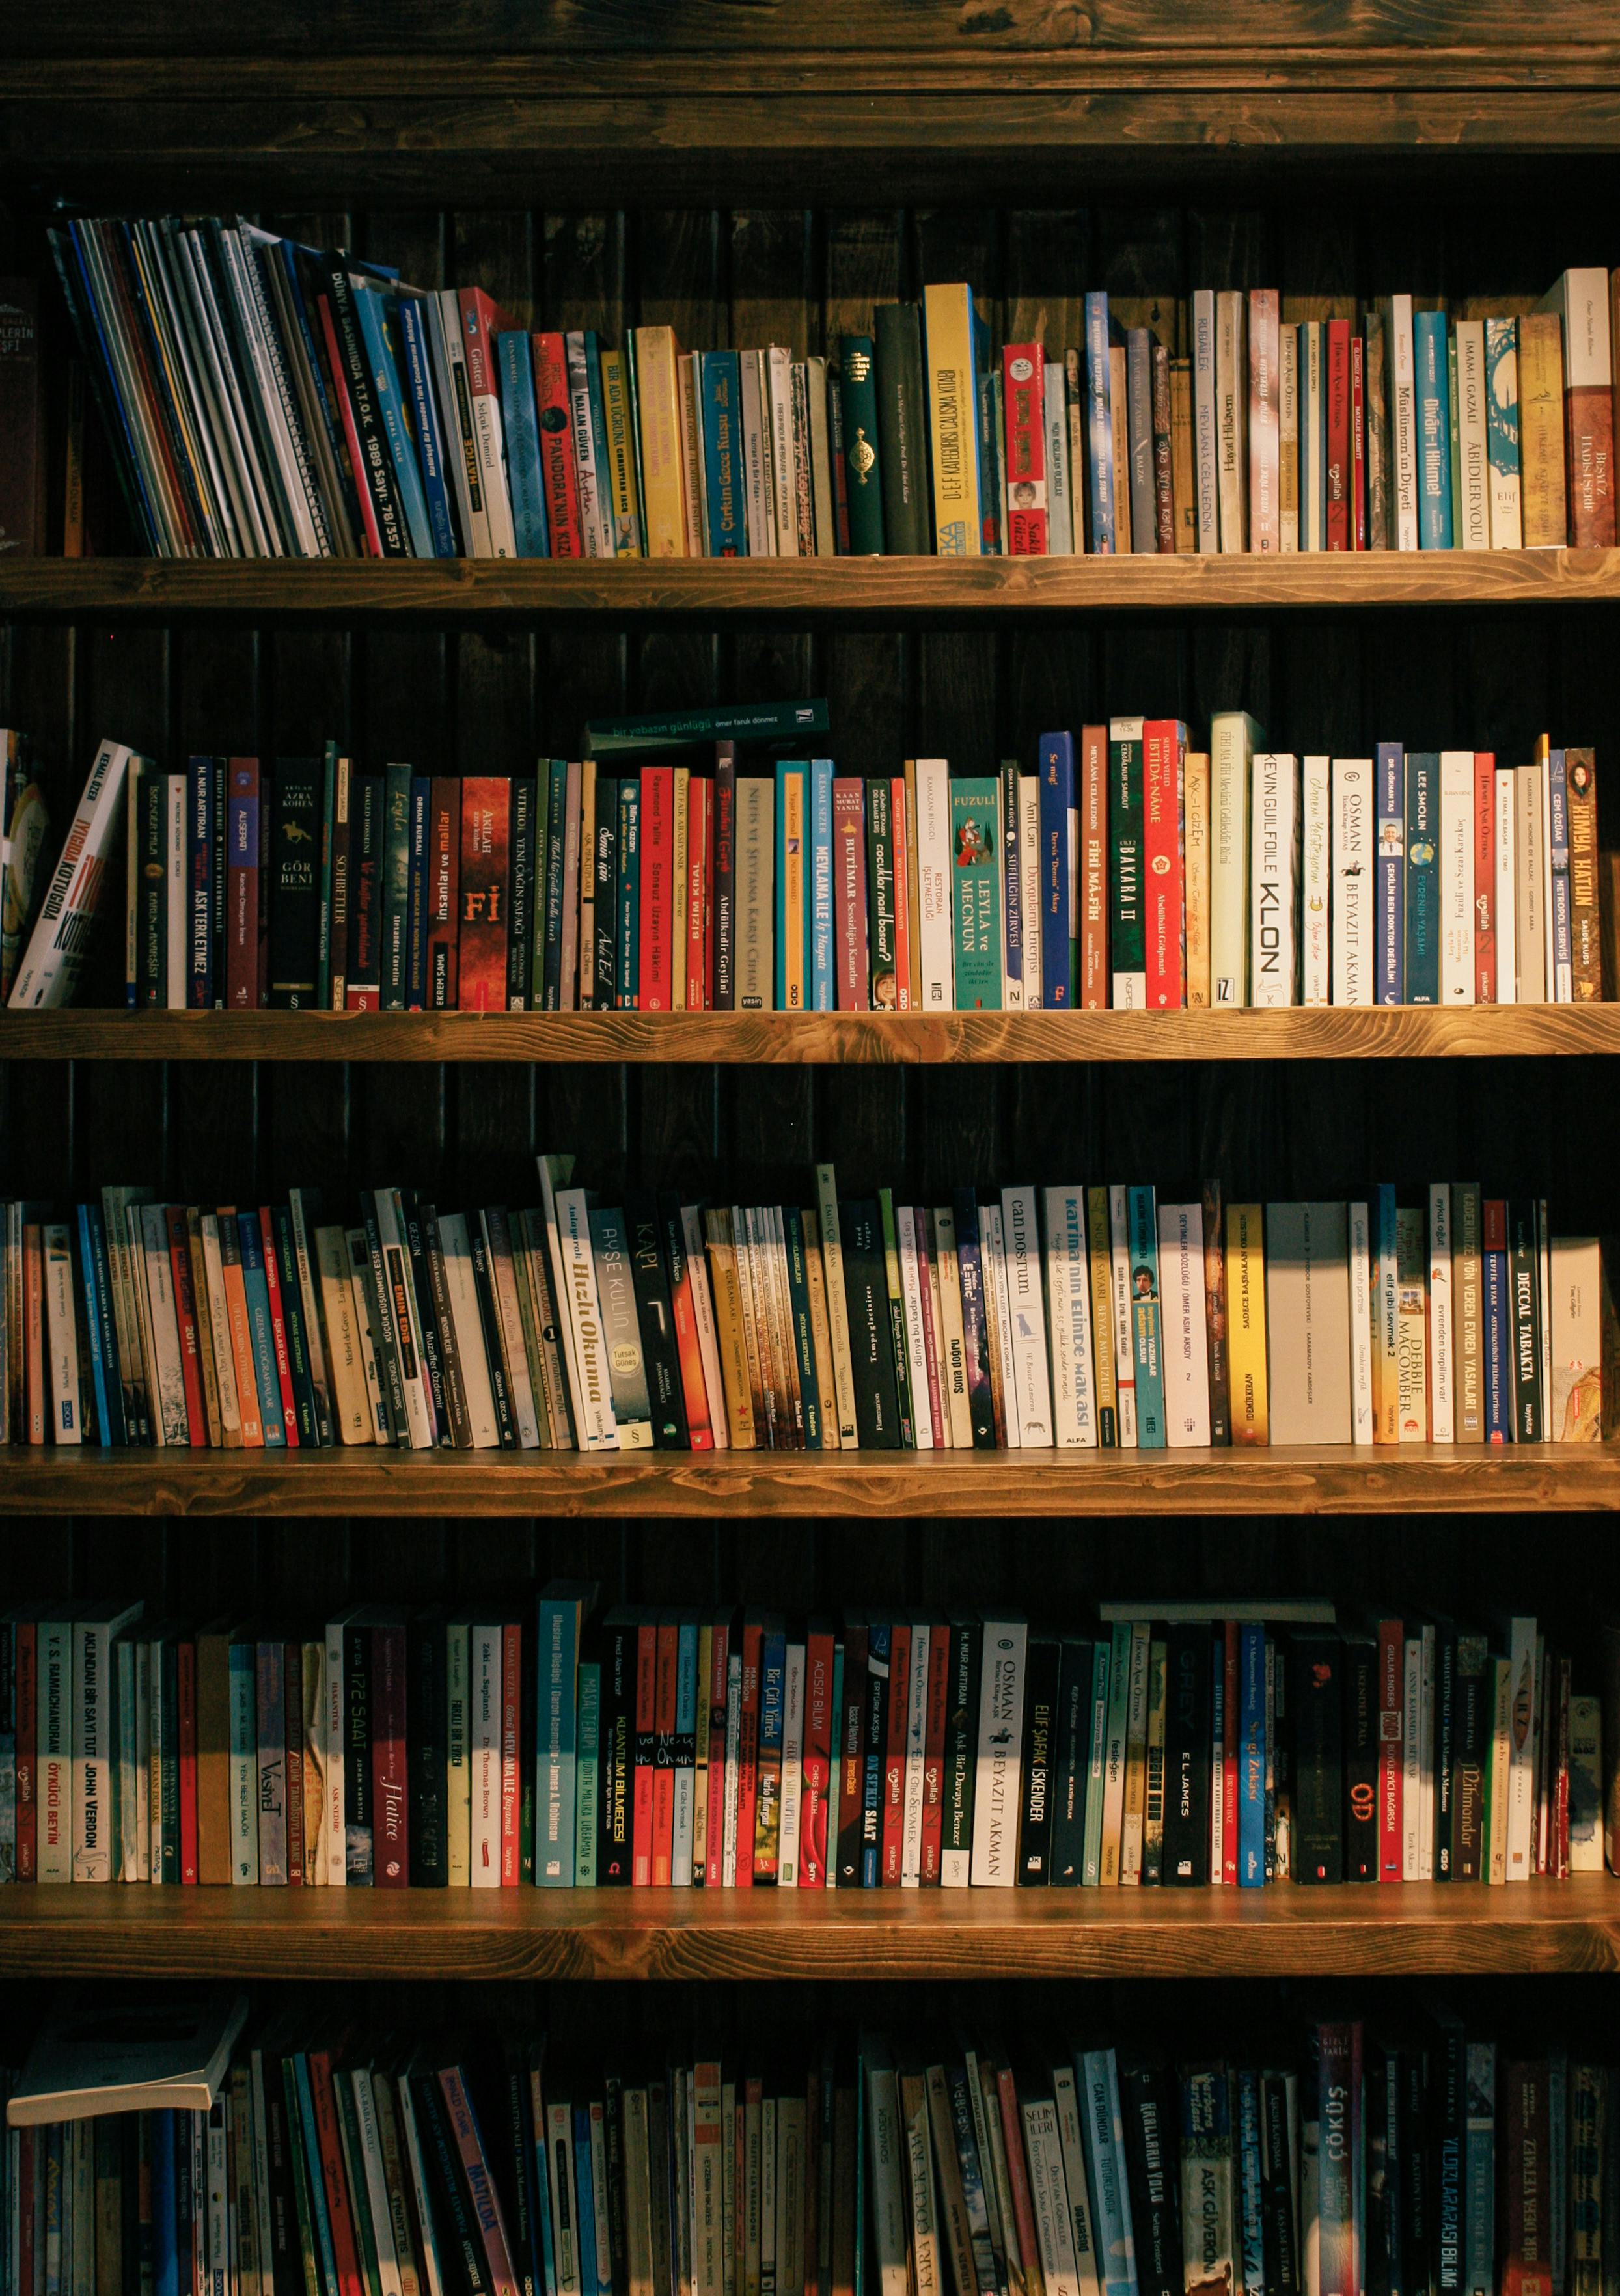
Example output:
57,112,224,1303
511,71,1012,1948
1405,752,1439,1004
949,776,1003,1010
538,1579,596,1886
573,1658,600,1886
350,284,433,558
236,1213,286,1447
836,335,885,555
1126,1184,1166,1448
1414,310,1455,550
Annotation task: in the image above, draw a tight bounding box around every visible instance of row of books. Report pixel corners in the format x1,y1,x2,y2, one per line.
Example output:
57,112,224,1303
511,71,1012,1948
45,215,1620,565
5,716,1604,1017
0,1163,1604,1456
8,1595,1612,1895
5,1996,1617,2296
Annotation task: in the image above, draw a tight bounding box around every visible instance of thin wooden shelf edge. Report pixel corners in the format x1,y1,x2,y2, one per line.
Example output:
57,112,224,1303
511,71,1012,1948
6,551,1620,622
0,1879,1612,1982
5,1445,1616,1517
1,1007,1613,1065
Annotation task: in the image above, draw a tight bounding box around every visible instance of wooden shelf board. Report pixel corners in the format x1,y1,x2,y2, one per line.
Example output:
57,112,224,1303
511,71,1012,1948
5,1445,1617,1517
7,553,1620,623
0,1879,1612,1982
1,1007,1615,1066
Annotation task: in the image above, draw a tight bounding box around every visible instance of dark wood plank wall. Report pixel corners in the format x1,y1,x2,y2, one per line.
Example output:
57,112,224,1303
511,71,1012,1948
4,195,1620,1691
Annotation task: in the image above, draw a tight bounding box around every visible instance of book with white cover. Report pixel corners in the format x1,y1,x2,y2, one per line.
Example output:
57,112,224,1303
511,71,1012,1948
1023,2095,1084,2296
970,1617,1028,1885
73,1599,143,1881
999,1186,1054,1447
1454,320,1490,549
1428,1184,1455,1442
767,346,798,557
895,1205,935,1449
981,1205,1021,1449
1388,294,1419,550
8,739,137,1010
1050,2062,1105,2296
469,1622,504,1887
1332,758,1374,1007
1349,1201,1375,1445
44,1224,83,1445
901,1622,929,1885
914,758,954,1013
7,1991,249,2125
1020,775,1043,1008
1042,1187,1097,1448
1045,366,1073,555
1158,1201,1212,1446
436,1212,501,1447
1440,750,1476,1004
1301,754,1330,1007
1494,769,1517,1004
1249,753,1300,1009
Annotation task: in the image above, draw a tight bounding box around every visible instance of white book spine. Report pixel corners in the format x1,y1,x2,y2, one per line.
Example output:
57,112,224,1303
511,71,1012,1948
969,1618,1027,1885
1455,320,1490,549
1108,1184,1138,1447
1390,295,1420,550
1428,1183,1455,1442
982,1205,1022,1450
901,1623,929,1887
1302,323,1325,551
1041,1188,1097,1449
1019,774,1043,1007
1193,290,1218,553
1349,1201,1375,1446
446,1619,471,1887
999,1186,1054,1447
1210,715,1251,1008
1440,750,1476,1004
556,1184,620,1450
722,1653,742,1884
1249,752,1299,1009
1023,2102,1082,2296
470,1624,503,1887
431,291,487,556
8,740,133,1013
1503,1617,1537,1879
1159,1201,1211,1447
767,346,798,558
1494,769,1517,1005
44,1226,82,1444
895,1205,936,1449
776,1641,806,1887
1051,2066,1103,2296
1332,758,1374,1007
1301,754,1331,1007
1044,364,1073,555
914,759,954,1013
72,1611,135,1882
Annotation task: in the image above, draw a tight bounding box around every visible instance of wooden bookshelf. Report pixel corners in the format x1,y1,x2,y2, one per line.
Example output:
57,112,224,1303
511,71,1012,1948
0,1879,1612,1984
7,1445,1617,1518
0,1005,1613,1063
10,551,1620,622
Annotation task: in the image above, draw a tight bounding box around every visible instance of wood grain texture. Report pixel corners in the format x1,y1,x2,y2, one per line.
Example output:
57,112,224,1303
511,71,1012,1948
0,1879,1613,1982
4,1008,1617,1063
6,1445,1619,1517
11,553,1620,620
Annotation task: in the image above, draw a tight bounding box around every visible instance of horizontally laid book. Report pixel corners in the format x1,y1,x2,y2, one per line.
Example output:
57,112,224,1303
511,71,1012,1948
585,700,829,758
8,1989,249,2124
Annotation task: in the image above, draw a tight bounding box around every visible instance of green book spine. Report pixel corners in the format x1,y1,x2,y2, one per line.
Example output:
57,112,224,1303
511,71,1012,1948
873,303,929,556
877,1187,914,1448
1109,718,1146,1004
949,775,1003,1010
575,1658,600,1885
838,335,886,556
864,776,898,1008
1405,752,1439,1004
380,761,413,1011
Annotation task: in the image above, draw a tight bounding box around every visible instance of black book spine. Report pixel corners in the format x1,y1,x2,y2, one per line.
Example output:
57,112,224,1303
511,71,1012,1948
873,301,929,556
344,1617,373,1885
1291,1628,1343,1884
1508,1199,1543,1441
603,2075,631,2296
834,1622,869,1888
1455,1650,1489,1881
838,1199,901,1450
468,1220,519,1450
1399,2050,1427,2296
508,775,537,1012
782,1206,823,1450
414,2070,491,2296
597,1612,635,1886
860,1621,890,1889
262,2075,303,2289
1015,1632,1060,1885
322,257,410,558
1341,1633,1380,1881
269,1205,321,1446
1259,2071,1300,2296
400,1191,449,1446
421,1207,474,1451
1434,1620,1457,1878
502,2063,542,2296
1049,1635,1091,1887
268,759,322,1009
408,1611,448,1885
210,757,228,1009
713,743,737,1010
348,772,383,994
623,1189,688,1449
1433,2021,1465,2296
594,774,620,1009
1118,2055,1183,2296
1162,1621,1211,1886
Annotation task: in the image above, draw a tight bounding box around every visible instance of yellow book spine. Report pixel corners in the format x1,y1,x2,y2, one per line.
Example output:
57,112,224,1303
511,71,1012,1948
634,325,688,558
600,348,644,557
1395,1205,1429,1440
1518,312,1569,548
922,285,982,558
1110,344,1133,552
1184,750,1211,1007
782,771,805,1011
704,1226,757,1449
671,766,690,1012
1227,1201,1269,1445
1086,1187,1119,1436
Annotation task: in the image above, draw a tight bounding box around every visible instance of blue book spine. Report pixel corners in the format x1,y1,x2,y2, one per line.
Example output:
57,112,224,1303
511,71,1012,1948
573,2109,599,2296
151,2111,178,2296
530,2086,558,2296
1404,753,1439,1005
775,761,807,1012
1415,311,1455,550
407,777,431,1011
76,1205,116,1447
537,1591,580,1887
1084,293,1116,554
397,297,460,557
862,1622,890,1888
810,758,835,1011
1376,742,1405,1005
1127,1185,1166,1448
674,1615,700,1881
294,2058,340,2296
61,223,163,551
617,780,640,1009
228,1638,258,1879
236,1214,286,1447
1484,1244,1511,1441
1239,1624,1266,1887
701,349,744,557
498,329,551,560
351,285,433,558
1039,733,1075,1009
1549,751,1572,998
186,756,214,1009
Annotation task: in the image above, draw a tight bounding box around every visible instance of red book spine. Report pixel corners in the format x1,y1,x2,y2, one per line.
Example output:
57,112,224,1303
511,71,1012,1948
1326,320,1351,551
532,331,584,558
166,1205,208,1447
633,1620,657,1887
919,1622,950,1885
800,1628,835,1887
318,297,383,558
1143,720,1185,1011
501,1620,521,1887
227,759,260,1011
370,1620,409,1886
652,1617,678,1887
256,789,272,1009
832,778,870,1012
284,1638,305,1886
458,776,510,1015
889,776,913,1011
881,1620,910,1885
178,1635,199,1884
735,1619,763,1888
1081,724,1109,1010
1351,334,1367,551
1473,752,1497,1003
14,1620,35,1880
705,1619,730,1885
685,777,709,1013
309,2053,368,2296
1222,1620,1239,1885
1378,1617,1405,1879
426,776,461,1011
995,2060,1045,2292
258,1207,302,1449
640,767,675,1010
913,1216,945,1451
1001,344,1048,557
439,2065,523,2293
